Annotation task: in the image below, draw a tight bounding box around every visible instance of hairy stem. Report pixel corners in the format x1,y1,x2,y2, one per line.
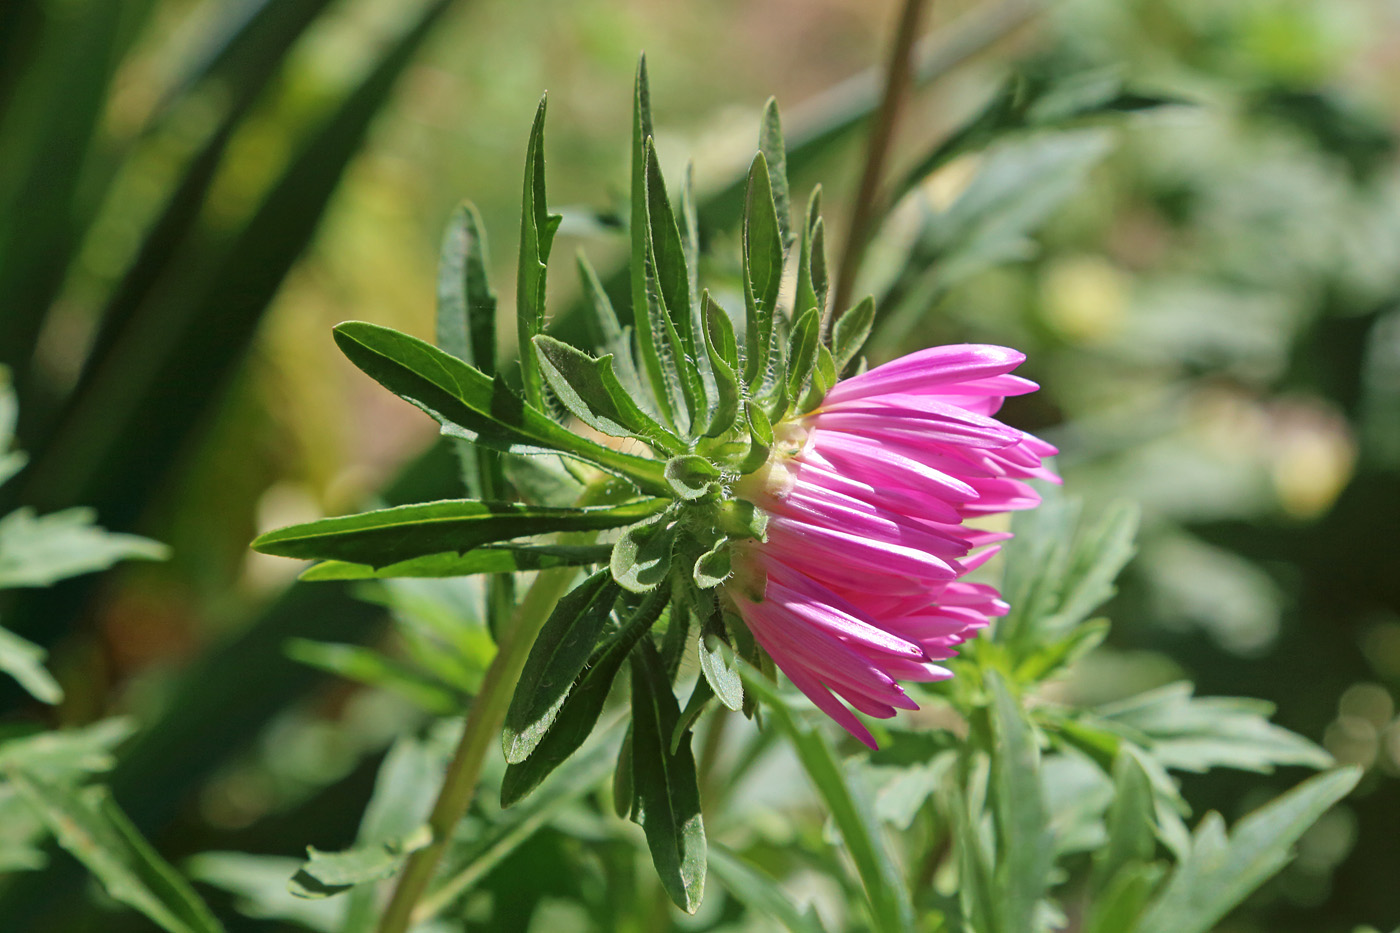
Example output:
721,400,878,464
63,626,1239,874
376,564,582,933
831,0,930,320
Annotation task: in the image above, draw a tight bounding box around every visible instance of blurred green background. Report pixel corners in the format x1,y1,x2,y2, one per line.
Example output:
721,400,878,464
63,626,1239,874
1,0,1397,929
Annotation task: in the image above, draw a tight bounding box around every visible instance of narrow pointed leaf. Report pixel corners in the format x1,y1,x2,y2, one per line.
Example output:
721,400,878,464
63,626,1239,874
630,639,706,914
0,625,62,704
989,671,1055,933
332,322,667,494
759,98,793,248
284,639,461,714
629,55,676,428
516,95,560,409
794,186,824,318
1090,745,1157,893
252,497,667,567
784,307,820,408
710,845,830,933
502,588,668,807
742,152,784,388
299,543,611,581
289,825,431,899
700,293,742,437
831,296,875,374
533,335,681,451
576,251,645,397
643,142,705,431
437,201,497,374
503,569,621,763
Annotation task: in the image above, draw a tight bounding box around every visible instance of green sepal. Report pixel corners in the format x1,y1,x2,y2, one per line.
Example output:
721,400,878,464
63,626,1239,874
502,569,621,763
252,498,667,567
692,533,731,589
758,97,792,249
699,618,743,712
700,292,742,438
741,152,784,389
736,401,773,475
533,334,682,452
332,322,668,495
516,94,561,409
799,342,837,413
611,509,678,593
794,186,825,319
832,295,875,374
716,499,768,542
665,455,722,502
784,306,821,413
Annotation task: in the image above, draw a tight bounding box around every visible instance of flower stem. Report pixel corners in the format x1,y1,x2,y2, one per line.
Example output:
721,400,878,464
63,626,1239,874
375,563,583,933
831,0,930,321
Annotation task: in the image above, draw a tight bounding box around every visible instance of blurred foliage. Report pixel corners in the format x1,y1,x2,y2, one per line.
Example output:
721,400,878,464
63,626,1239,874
0,0,1398,930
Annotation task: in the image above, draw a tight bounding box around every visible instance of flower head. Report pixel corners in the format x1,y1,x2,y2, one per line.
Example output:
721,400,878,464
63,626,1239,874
723,344,1058,747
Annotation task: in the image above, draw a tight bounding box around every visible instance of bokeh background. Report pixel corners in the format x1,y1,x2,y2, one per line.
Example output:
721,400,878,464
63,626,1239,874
1,0,1397,929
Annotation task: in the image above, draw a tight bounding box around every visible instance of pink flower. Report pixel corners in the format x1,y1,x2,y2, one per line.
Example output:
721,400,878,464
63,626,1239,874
725,345,1058,747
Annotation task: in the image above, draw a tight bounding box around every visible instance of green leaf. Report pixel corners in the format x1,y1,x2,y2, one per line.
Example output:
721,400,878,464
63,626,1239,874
0,718,135,781
1135,768,1362,933
501,588,668,807
988,671,1055,933
740,665,915,933
533,335,681,451
503,569,620,763
664,455,721,502
630,639,706,914
0,508,167,588
516,94,561,409
709,845,829,933
6,776,223,933
610,510,677,593
643,142,705,433
299,543,611,581
737,400,774,475
283,639,461,714
700,293,742,437
794,187,826,319
289,825,431,899
331,321,668,494
784,307,821,409
831,296,874,374
576,251,646,399
742,152,785,389
699,627,743,712
1084,862,1165,933
437,200,497,375
0,625,61,704
1097,682,1333,774
186,854,342,933
253,497,667,567
692,533,731,590
1090,745,1157,893
759,98,793,249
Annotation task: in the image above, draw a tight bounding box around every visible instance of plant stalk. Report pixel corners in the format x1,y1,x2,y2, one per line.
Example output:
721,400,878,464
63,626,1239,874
831,0,930,321
375,563,582,933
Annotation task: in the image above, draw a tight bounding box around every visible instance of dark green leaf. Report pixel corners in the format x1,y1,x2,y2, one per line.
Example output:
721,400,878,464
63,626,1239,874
331,321,668,493
0,508,167,588
6,776,223,933
299,543,610,581
610,510,677,593
1135,768,1362,933
672,678,714,756
516,94,561,409
501,588,668,807
533,335,681,451
831,296,874,374
629,55,676,430
630,640,706,914
614,727,636,819
289,825,431,899
253,497,667,567
742,153,784,389
503,569,620,763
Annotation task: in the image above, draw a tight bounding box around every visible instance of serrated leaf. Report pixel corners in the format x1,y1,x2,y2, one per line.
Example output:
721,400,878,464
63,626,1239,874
501,588,668,807
289,825,431,899
534,334,682,451
516,94,561,409
253,497,667,567
742,152,784,389
331,321,668,494
299,543,611,581
988,671,1055,933
6,776,223,933
664,455,721,502
503,570,620,763
630,640,706,914
1135,768,1362,933
0,625,62,704
610,510,677,593
0,718,135,781
710,845,829,933
0,508,168,589
740,664,915,933
284,639,461,714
